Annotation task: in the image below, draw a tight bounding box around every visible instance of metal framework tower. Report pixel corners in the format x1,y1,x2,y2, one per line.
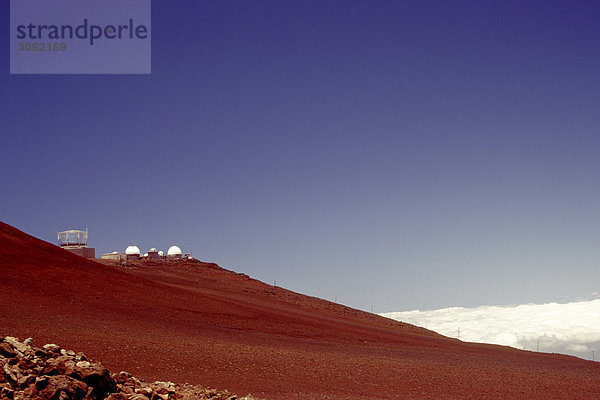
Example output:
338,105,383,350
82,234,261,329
57,229,95,258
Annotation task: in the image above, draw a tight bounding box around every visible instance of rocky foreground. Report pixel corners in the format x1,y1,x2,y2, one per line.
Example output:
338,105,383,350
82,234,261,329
0,336,256,400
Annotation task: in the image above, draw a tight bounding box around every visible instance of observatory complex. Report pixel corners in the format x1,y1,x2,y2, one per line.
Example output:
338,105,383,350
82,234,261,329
101,245,186,261
57,228,188,262
57,229,95,259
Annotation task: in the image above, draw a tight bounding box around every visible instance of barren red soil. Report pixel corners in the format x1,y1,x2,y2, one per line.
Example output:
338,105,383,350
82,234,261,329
1,221,599,399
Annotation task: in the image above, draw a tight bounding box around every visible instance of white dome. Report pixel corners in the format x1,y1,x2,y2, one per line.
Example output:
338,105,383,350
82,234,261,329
158,250,164,256
167,245,182,256
143,253,148,257
125,245,141,255
149,247,157,252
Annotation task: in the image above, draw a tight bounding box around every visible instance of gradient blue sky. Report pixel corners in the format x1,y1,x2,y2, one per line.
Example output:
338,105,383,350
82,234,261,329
2,1,600,312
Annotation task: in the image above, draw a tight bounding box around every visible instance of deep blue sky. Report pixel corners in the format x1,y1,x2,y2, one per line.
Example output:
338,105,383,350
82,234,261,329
2,1,600,311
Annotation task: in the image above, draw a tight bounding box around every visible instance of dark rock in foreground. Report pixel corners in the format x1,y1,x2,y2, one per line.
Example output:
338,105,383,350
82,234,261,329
0,336,257,400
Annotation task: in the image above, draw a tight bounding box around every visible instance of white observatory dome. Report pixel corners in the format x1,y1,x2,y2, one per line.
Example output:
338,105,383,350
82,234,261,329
158,250,164,256
125,245,141,255
167,245,182,257
149,247,157,252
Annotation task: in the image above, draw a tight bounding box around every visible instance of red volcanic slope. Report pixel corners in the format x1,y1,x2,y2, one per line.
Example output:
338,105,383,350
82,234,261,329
0,222,599,399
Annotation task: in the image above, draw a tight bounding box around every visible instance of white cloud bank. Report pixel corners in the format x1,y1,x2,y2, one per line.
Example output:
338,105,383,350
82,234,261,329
381,297,600,360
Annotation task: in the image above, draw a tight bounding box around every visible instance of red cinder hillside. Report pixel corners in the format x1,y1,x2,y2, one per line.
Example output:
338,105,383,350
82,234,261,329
0,221,599,399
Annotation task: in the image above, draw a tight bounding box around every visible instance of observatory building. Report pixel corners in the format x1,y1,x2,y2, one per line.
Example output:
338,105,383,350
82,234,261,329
167,245,182,259
101,251,126,261
147,247,160,259
125,245,141,260
57,229,95,259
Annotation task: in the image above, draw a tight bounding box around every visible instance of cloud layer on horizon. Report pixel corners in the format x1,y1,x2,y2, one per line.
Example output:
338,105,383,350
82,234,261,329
381,297,600,360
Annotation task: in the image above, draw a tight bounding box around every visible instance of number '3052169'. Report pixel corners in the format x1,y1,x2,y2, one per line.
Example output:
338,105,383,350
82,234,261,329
18,42,67,52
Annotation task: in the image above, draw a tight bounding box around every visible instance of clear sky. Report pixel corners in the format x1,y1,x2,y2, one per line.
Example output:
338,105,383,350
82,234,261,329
2,1,600,312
